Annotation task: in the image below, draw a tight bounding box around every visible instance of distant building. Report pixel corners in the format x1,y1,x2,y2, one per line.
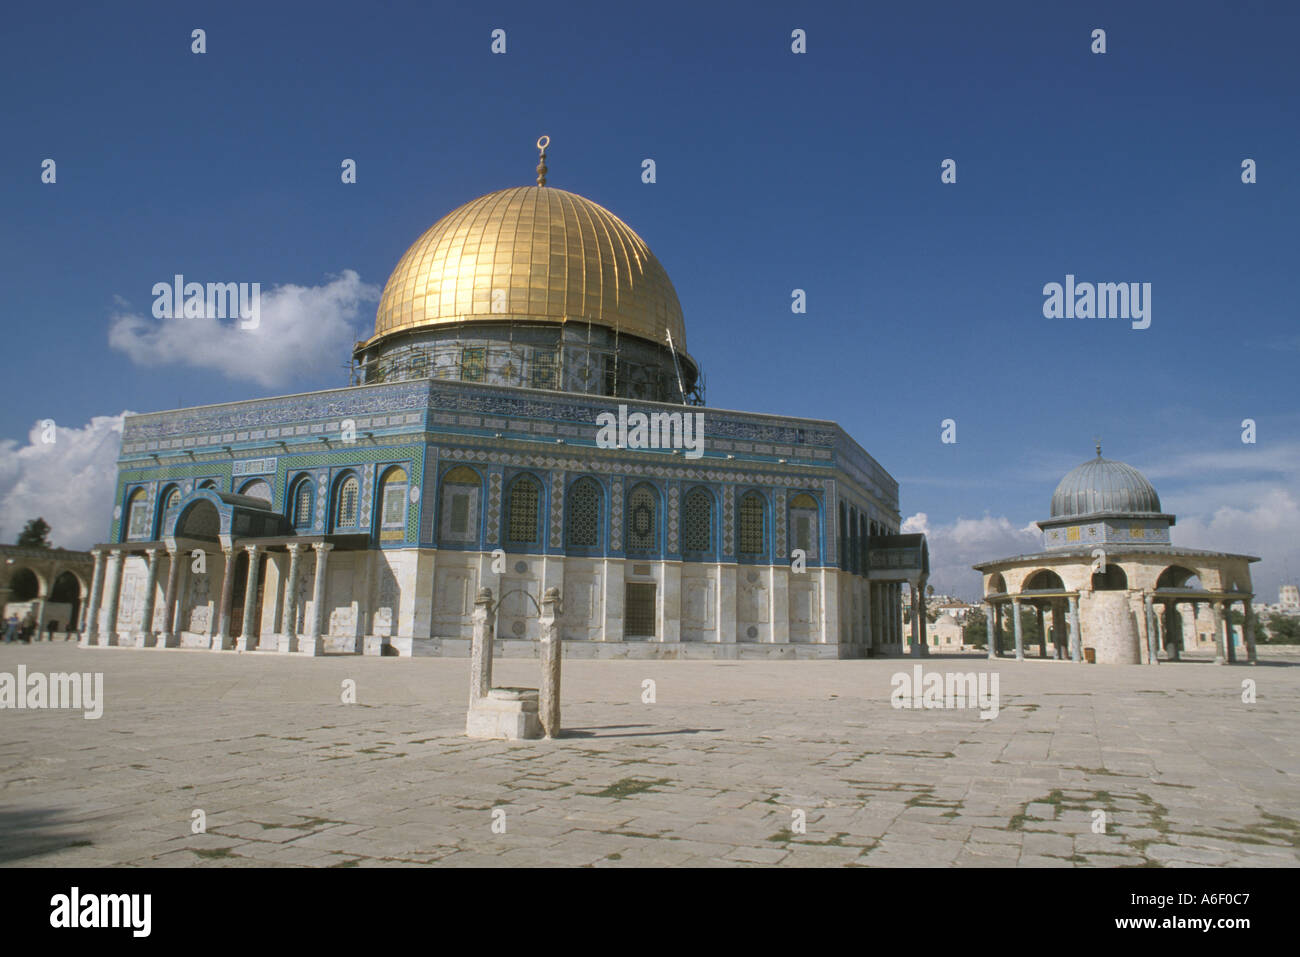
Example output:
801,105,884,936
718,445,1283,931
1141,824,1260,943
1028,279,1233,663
1280,585,1299,613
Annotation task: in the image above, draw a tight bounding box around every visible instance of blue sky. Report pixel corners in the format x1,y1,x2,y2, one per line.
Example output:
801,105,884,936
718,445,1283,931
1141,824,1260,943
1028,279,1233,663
2,0,1297,598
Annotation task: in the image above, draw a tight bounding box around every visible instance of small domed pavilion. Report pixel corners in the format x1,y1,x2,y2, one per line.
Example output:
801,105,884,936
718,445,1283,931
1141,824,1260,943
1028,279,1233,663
973,446,1258,665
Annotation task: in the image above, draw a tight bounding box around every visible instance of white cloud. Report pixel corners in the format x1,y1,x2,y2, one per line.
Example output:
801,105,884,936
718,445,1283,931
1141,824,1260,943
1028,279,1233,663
108,270,378,388
902,511,1039,600
0,414,127,550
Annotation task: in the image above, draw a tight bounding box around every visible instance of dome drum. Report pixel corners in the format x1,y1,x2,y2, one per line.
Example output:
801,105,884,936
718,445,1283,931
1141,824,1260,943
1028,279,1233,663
362,184,700,402
354,320,700,402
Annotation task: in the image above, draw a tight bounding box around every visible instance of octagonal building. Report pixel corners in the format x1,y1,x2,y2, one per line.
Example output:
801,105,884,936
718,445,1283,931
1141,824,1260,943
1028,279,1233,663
974,447,1258,665
81,144,929,659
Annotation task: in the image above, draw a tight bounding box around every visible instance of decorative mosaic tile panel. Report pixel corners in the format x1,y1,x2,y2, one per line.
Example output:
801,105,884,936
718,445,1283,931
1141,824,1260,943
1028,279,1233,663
549,471,565,548
723,485,735,556
775,488,787,558
667,483,679,553
610,477,624,551
420,445,439,544
486,469,503,545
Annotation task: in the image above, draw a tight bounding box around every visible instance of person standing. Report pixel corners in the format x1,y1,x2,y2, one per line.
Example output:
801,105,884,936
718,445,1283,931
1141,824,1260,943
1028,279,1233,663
3,614,17,643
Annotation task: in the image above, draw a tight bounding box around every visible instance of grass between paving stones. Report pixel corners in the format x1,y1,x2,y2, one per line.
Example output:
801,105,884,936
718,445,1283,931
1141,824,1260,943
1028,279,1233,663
582,777,673,800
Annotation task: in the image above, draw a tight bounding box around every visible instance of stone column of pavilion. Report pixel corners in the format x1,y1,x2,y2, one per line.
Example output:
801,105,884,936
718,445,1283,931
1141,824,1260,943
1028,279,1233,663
1161,601,1180,660
1224,600,1238,664
278,543,303,653
1011,596,1024,660
1243,603,1258,664
98,549,126,646
1143,594,1158,665
985,601,996,660
135,548,161,647
158,546,181,648
1067,595,1081,662
1210,601,1227,665
301,542,333,656
1036,606,1046,658
209,546,236,651
237,544,262,651
80,548,107,647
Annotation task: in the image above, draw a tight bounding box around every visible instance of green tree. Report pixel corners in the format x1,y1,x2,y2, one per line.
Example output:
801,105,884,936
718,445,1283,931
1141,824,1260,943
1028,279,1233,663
1264,614,1300,644
16,517,51,548
964,607,988,649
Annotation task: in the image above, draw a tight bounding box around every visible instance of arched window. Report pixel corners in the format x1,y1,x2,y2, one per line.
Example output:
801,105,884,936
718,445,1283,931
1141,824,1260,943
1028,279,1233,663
738,492,766,557
158,485,182,538
439,467,481,545
291,478,315,529
335,474,360,528
379,466,409,531
506,475,542,546
239,479,272,503
683,488,713,554
197,479,217,491
789,493,819,560
626,484,659,553
126,488,150,540
566,478,601,550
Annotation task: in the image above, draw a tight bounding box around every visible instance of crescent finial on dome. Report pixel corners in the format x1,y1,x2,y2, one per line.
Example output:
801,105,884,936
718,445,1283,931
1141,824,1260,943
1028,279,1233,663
536,135,550,187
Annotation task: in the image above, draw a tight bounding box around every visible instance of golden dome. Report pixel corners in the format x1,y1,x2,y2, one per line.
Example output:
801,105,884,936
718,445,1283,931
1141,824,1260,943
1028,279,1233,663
369,186,686,350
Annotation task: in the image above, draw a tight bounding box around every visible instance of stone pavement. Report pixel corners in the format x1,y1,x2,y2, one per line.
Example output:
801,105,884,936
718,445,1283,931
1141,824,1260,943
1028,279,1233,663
2,643,1297,867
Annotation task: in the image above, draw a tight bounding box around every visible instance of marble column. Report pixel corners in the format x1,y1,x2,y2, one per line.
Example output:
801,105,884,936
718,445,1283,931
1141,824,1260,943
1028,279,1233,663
1164,602,1180,661
985,602,996,660
212,546,237,651
136,548,161,648
539,587,561,738
1243,603,1258,665
279,544,303,653
1211,601,1227,665
99,550,126,647
159,547,181,648
1036,607,1046,658
1011,597,1024,660
81,548,107,647
1067,595,1081,662
301,542,333,656
1143,594,1158,665
1224,601,1237,664
237,544,262,651
469,586,495,706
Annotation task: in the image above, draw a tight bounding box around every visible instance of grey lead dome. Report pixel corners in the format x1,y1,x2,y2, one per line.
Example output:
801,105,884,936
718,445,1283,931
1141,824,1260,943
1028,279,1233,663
1049,456,1162,518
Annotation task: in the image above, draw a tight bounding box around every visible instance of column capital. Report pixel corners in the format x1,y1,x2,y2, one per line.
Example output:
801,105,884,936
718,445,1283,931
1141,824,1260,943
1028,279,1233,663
144,546,160,558
244,543,261,556
90,547,105,559
312,542,334,554
286,542,303,555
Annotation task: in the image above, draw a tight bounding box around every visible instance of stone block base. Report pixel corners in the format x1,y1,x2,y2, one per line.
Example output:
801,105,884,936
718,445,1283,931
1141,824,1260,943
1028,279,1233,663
297,636,324,656
363,636,389,656
466,688,542,740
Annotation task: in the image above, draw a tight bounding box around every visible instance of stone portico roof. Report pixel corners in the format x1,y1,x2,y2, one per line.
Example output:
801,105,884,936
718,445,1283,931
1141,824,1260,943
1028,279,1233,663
973,544,1261,571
